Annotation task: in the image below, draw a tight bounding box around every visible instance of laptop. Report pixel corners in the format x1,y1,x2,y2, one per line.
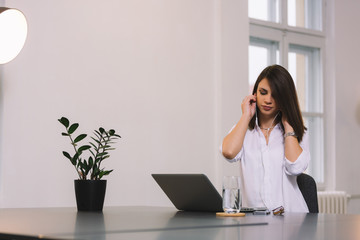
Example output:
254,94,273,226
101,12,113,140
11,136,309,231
152,173,223,212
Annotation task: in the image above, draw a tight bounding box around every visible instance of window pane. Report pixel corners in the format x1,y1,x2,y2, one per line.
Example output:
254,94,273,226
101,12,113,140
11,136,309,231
288,0,322,30
288,44,321,112
249,0,280,23
249,37,279,93
290,44,323,184
304,116,324,183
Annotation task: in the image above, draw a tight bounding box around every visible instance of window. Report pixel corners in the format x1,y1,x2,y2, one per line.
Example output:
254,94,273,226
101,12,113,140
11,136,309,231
288,0,322,30
288,44,323,182
249,37,279,93
249,0,279,23
248,0,325,184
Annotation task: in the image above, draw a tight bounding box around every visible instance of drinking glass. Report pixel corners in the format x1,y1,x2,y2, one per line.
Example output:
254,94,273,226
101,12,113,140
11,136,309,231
222,176,241,213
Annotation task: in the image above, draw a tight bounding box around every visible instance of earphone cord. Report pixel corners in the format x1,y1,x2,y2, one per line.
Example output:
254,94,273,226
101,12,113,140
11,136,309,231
262,111,280,140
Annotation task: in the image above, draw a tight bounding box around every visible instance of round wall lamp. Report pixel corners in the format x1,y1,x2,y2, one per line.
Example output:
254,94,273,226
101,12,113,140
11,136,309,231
0,7,28,64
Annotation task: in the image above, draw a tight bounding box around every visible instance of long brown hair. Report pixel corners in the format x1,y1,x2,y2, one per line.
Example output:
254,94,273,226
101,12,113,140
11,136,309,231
249,65,306,142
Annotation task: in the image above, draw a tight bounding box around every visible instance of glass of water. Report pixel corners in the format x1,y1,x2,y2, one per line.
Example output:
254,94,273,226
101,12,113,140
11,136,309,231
222,176,241,213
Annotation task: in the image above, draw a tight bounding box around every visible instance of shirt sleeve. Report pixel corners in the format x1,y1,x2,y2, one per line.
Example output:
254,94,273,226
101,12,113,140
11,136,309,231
284,131,310,176
219,143,243,163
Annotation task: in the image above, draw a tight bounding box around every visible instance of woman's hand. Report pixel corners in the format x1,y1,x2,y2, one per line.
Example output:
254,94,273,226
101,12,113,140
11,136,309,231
241,94,257,120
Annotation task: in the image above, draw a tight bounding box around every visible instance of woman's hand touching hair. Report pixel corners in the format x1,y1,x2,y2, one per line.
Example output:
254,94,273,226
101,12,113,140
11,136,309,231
241,94,257,121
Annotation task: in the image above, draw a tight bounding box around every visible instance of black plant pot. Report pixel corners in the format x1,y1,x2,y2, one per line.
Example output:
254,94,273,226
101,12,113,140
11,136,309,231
74,180,107,212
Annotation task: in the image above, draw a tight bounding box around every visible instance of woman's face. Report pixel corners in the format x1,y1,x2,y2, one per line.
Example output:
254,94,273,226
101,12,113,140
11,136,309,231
256,78,278,118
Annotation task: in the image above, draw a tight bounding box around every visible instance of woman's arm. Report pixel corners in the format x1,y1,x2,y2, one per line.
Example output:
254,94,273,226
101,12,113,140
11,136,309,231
282,119,303,162
222,95,256,159
284,129,310,175
282,116,310,175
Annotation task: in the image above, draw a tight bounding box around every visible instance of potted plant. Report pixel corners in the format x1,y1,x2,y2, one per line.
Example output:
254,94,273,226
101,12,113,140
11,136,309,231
58,117,121,211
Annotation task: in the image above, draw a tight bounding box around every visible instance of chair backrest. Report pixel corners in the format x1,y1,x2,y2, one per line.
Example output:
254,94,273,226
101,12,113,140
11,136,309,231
296,173,319,213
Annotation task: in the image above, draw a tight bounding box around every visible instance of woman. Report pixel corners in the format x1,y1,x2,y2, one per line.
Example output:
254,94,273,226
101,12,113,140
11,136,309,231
221,65,310,212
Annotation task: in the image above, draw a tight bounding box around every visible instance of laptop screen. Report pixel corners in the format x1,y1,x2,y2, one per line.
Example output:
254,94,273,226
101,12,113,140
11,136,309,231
152,174,223,212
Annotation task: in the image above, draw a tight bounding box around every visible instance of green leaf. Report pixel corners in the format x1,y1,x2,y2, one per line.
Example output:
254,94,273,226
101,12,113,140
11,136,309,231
79,168,86,179
91,137,101,144
74,134,87,143
92,163,99,171
93,131,102,140
96,153,109,161
103,131,109,138
68,123,79,134
99,127,105,134
89,149,96,158
85,159,92,173
99,170,113,179
78,145,91,153
104,169,113,175
71,153,79,166
88,156,93,167
92,169,100,178
79,160,88,173
62,151,71,160
58,117,69,128
109,129,115,135
61,132,69,136
98,152,108,156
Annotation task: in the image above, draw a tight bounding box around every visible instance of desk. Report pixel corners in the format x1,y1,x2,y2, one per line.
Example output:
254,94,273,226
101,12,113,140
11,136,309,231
0,207,360,240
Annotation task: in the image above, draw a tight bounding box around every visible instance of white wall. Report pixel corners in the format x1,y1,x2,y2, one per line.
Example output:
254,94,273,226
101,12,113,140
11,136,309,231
333,0,360,213
0,0,248,208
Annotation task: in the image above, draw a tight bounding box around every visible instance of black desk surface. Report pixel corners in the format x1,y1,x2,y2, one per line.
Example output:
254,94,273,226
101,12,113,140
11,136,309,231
0,206,360,240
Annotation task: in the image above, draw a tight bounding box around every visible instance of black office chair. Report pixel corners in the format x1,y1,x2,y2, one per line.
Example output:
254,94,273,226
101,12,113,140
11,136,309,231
297,173,319,213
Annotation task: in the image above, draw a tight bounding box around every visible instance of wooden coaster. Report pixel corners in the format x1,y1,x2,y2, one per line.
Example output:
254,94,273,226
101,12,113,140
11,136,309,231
216,212,245,217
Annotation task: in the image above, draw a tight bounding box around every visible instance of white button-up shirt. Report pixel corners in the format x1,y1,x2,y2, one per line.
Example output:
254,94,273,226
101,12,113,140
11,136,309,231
223,121,310,212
